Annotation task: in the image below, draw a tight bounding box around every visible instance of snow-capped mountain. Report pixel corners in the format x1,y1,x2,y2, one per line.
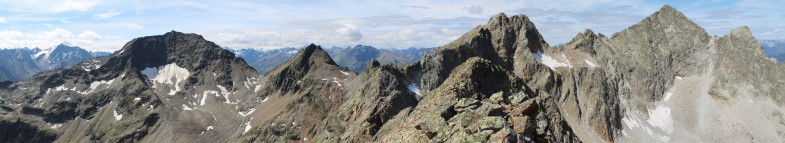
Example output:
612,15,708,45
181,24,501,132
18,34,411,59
0,44,108,81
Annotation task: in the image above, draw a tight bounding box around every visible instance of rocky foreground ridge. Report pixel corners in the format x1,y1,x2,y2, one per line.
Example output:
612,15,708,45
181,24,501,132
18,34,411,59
1,5,784,143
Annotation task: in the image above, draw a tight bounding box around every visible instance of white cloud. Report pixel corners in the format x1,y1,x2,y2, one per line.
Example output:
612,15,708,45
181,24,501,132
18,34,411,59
0,29,125,52
0,17,6,23
93,10,122,19
0,0,99,13
761,29,783,38
125,23,145,30
78,31,102,40
0,31,23,39
336,24,362,41
464,5,483,14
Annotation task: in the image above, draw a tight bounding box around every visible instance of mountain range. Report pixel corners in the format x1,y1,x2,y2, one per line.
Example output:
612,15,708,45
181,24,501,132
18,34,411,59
231,45,433,74
0,44,110,81
1,5,784,143
0,44,432,82
760,40,785,63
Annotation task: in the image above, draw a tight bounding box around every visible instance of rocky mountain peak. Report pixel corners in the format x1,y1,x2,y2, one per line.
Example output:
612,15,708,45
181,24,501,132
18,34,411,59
293,44,338,67
731,26,754,38
625,5,706,36
651,5,692,23
362,59,381,73
485,12,536,32
111,31,237,72
261,44,347,95
564,29,602,54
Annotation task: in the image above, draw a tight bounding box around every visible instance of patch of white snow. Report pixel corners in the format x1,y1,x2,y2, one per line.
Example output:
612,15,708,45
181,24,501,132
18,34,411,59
647,105,673,134
143,63,191,95
534,52,572,70
663,92,673,102
243,118,253,134
238,108,256,117
407,83,421,95
261,97,269,103
50,123,63,129
113,110,123,120
217,85,234,104
182,104,193,110
584,59,597,67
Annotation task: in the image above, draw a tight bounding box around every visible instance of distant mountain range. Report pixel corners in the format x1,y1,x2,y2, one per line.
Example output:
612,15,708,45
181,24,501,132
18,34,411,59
0,44,109,81
230,45,433,74
0,43,431,82
760,40,785,63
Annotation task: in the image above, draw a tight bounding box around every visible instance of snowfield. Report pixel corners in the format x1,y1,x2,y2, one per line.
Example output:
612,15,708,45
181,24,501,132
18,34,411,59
142,63,191,95
534,52,572,70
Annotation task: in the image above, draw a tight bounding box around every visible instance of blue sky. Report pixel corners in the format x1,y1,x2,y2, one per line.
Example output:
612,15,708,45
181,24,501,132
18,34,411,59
0,0,783,52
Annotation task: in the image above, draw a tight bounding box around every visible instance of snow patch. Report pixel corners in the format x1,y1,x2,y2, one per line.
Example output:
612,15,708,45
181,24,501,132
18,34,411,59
142,63,191,95
243,118,253,134
200,126,215,135
261,97,269,103
182,104,193,110
254,85,262,92
331,77,342,87
32,47,54,60
238,108,256,117
84,74,124,94
244,77,258,91
200,92,208,105
621,105,673,142
217,85,234,104
340,71,350,76
50,123,63,129
647,105,673,134
113,110,123,120
534,52,572,70
584,59,597,67
663,92,673,102
133,97,141,101
407,83,421,95
82,60,103,71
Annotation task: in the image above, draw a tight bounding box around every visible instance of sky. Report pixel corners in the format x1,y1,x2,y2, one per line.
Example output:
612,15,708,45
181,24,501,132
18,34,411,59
0,0,783,52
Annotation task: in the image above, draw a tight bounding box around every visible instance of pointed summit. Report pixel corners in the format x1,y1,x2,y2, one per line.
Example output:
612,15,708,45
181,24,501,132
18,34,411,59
612,5,708,40
642,5,702,30
653,5,690,21
291,44,338,67
262,44,345,94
